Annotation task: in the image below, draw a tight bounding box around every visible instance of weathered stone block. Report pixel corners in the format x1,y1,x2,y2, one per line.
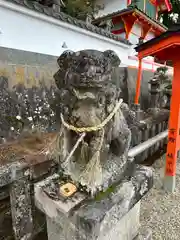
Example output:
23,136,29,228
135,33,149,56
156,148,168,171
45,202,140,240
97,201,140,240
35,165,153,240
10,173,33,240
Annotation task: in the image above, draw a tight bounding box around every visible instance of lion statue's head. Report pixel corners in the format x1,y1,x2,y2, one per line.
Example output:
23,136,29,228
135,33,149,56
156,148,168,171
54,49,121,89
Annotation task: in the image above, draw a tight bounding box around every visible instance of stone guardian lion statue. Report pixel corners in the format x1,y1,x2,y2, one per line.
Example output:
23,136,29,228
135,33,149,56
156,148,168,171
50,49,139,195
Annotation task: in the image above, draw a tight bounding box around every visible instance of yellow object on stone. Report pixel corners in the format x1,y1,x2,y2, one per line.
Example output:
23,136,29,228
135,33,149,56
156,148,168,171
59,183,77,197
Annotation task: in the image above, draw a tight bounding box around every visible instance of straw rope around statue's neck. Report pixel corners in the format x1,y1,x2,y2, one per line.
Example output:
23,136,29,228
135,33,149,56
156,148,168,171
60,98,123,133
60,98,123,186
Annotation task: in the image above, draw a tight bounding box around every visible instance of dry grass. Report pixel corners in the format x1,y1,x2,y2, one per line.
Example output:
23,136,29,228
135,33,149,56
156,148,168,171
0,132,56,166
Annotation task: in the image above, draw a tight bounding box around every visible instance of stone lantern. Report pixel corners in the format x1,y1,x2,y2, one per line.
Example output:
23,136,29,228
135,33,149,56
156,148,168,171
148,72,161,112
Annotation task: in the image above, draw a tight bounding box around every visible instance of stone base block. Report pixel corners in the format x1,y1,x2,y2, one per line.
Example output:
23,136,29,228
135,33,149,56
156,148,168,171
46,202,140,240
98,201,140,240
35,165,153,240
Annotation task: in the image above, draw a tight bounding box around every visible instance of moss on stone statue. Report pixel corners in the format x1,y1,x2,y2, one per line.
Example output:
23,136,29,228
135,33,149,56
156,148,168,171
95,184,117,201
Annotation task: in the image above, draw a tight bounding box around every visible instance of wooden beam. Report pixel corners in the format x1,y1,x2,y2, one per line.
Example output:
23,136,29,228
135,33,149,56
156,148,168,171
141,24,152,40
121,14,137,39
138,36,180,59
164,0,172,11
111,28,125,35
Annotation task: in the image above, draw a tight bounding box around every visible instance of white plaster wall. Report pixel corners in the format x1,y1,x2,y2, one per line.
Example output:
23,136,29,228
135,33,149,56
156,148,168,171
128,56,154,70
129,23,156,44
0,1,171,72
0,2,128,64
146,31,155,41
129,34,139,45
129,24,141,45
132,24,142,36
95,0,126,18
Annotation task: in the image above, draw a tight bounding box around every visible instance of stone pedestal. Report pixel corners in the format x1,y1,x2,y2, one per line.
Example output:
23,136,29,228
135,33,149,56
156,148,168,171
9,163,33,240
35,165,153,240
46,201,140,240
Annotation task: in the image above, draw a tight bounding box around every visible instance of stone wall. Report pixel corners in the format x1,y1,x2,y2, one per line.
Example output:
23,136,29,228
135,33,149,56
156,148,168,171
113,67,154,110
0,46,155,109
0,47,58,89
0,47,60,143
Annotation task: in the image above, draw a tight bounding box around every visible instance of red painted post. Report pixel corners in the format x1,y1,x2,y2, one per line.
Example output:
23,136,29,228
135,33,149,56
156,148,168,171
164,59,180,191
127,0,132,5
134,58,142,104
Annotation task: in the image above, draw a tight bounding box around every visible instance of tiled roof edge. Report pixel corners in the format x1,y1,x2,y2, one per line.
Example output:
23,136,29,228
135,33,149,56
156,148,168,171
5,0,131,45
93,6,167,31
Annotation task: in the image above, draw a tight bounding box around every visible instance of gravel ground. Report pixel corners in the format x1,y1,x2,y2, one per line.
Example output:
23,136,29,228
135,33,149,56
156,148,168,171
140,155,180,240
